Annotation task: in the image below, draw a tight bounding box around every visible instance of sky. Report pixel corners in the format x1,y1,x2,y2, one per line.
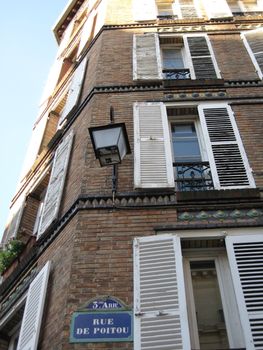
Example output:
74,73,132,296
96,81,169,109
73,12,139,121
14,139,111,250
0,1,69,238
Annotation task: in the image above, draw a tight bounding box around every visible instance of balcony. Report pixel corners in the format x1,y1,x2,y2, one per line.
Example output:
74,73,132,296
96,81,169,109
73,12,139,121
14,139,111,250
174,161,214,192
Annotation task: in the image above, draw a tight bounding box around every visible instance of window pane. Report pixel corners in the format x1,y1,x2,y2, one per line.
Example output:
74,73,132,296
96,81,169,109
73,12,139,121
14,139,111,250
190,260,229,350
172,123,201,162
162,49,184,69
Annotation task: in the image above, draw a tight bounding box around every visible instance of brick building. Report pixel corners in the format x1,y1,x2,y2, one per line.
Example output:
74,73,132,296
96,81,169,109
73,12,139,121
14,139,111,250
1,0,263,349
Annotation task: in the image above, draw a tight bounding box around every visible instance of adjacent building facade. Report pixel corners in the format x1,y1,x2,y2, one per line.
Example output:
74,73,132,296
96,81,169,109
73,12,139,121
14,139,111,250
1,0,263,349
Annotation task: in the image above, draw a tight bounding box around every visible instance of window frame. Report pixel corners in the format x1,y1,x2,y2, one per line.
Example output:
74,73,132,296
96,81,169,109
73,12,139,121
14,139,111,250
183,247,245,349
168,112,208,163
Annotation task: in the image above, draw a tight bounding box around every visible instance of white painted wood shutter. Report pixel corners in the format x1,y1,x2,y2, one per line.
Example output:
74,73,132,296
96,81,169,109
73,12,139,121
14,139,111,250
134,102,174,189
134,234,191,350
133,0,157,21
184,35,221,79
178,0,200,18
2,199,25,243
58,57,88,126
17,261,51,350
77,10,96,57
133,34,162,81
40,20,75,106
198,103,255,189
202,0,233,18
242,29,263,79
226,235,263,350
37,132,74,238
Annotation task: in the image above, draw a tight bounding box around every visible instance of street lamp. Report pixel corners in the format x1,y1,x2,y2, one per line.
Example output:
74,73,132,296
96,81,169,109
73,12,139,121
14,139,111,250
89,122,131,167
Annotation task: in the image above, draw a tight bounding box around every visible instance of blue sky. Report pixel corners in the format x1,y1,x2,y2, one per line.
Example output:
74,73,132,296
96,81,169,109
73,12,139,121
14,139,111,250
0,1,69,237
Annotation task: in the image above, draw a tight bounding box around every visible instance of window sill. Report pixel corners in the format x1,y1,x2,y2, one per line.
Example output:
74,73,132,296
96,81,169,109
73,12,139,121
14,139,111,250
163,78,224,88
176,188,260,202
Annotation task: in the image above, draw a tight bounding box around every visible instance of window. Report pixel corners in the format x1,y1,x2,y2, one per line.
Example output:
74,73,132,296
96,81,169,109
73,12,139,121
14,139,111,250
133,102,255,191
160,37,191,79
133,230,263,350
133,34,221,81
156,0,175,18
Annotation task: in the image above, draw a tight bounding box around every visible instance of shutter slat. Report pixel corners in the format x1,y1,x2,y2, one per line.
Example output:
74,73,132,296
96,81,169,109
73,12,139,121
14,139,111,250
186,36,218,79
133,34,162,81
134,235,191,350
134,103,174,188
198,104,254,189
17,262,51,350
227,235,263,350
37,132,74,238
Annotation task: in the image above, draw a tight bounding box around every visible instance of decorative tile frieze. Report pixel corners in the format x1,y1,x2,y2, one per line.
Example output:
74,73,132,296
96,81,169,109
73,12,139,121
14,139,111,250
164,90,227,100
157,25,206,33
178,208,263,221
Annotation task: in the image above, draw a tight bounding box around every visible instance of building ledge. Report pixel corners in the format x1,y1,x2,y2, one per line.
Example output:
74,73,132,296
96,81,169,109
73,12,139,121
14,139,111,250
177,188,260,202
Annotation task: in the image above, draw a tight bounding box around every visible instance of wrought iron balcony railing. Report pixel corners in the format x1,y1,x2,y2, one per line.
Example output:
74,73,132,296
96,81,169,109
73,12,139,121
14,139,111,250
163,68,191,80
157,15,178,20
232,11,263,16
173,161,214,192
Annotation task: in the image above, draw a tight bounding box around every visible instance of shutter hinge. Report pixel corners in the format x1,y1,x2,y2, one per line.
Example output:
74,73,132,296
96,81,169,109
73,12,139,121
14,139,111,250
135,312,144,317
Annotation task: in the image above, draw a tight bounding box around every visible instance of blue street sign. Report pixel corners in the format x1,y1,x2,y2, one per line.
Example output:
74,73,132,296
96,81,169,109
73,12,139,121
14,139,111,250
70,311,133,343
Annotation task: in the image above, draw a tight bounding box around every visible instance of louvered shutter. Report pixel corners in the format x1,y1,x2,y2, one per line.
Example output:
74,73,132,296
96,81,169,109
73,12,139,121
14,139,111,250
226,235,263,350
37,132,74,238
133,0,157,21
178,0,199,18
184,35,220,79
17,261,51,350
58,57,88,126
133,34,162,81
20,114,50,177
77,11,96,57
2,199,25,244
40,20,75,106
198,104,255,189
243,29,263,79
202,0,232,18
134,102,174,188
134,235,191,350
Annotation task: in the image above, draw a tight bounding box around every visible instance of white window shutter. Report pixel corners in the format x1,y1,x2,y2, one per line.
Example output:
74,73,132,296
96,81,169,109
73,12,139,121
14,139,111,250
40,20,75,105
202,0,232,18
184,34,221,79
133,34,162,81
198,103,255,189
134,234,191,350
58,57,88,126
2,199,25,244
226,235,263,350
133,0,157,21
242,29,263,80
17,261,51,350
77,11,96,57
133,102,174,189
178,0,200,18
20,113,49,177
37,131,74,238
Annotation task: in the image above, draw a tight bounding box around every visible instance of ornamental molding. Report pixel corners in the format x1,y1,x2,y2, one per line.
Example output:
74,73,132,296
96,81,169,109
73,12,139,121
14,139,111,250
178,208,263,221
